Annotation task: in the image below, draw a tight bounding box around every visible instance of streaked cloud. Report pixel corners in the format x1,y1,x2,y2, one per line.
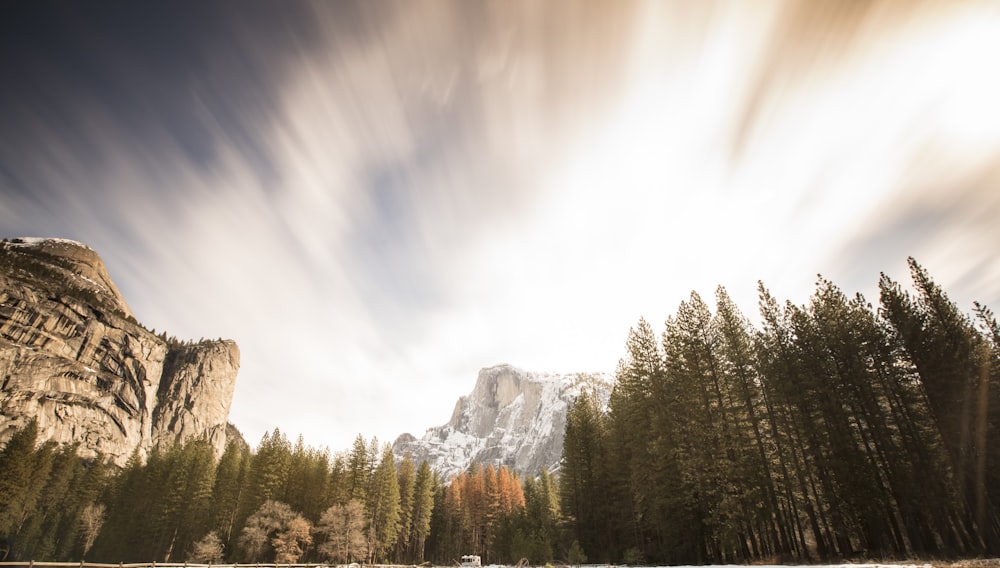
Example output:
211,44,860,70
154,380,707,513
2,0,999,451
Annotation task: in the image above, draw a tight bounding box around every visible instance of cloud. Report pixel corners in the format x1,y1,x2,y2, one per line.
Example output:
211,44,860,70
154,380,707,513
2,0,1000,451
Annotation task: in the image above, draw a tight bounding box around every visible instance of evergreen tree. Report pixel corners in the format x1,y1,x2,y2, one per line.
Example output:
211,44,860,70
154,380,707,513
408,461,435,562
234,429,292,541
326,452,350,507
18,444,96,561
757,284,840,559
211,440,251,552
395,453,417,561
560,391,610,561
160,439,218,560
605,319,662,559
657,293,732,563
7,443,62,560
715,287,788,559
794,280,897,555
880,259,999,552
522,469,560,563
346,435,371,504
89,450,147,560
425,474,455,562
282,435,331,522
366,445,401,563
0,419,44,539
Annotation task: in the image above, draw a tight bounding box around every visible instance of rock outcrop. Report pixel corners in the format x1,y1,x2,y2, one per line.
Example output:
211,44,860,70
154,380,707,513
0,237,239,465
393,363,612,478
152,340,240,453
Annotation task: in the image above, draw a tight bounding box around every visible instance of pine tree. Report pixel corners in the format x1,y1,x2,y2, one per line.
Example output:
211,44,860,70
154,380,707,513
282,436,331,522
715,287,788,559
347,435,371,504
795,279,899,555
211,440,251,551
366,445,401,563
18,444,95,561
880,259,999,552
525,469,560,563
0,419,43,538
756,284,835,559
605,319,662,559
561,391,610,560
326,453,350,507
408,461,435,562
176,440,218,560
89,450,148,560
395,453,417,561
235,429,292,541
657,292,729,564
5,440,60,560
426,473,457,562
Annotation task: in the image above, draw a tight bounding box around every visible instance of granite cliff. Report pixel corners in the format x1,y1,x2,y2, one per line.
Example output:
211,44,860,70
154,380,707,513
393,363,612,478
0,237,239,466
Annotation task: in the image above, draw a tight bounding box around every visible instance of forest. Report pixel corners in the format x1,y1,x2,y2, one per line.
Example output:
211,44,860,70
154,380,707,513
0,423,566,565
561,258,1000,564
1,258,998,565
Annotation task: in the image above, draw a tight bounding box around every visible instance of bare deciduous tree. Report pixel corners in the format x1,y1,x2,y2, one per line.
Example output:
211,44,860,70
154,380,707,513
238,500,296,562
272,516,312,563
316,499,368,563
79,502,106,557
189,531,224,564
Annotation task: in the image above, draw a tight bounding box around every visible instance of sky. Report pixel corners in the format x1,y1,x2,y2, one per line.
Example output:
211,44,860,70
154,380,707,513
2,1,1000,453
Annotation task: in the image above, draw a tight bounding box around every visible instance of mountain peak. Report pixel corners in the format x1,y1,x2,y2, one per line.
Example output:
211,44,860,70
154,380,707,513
394,364,612,478
3,236,133,319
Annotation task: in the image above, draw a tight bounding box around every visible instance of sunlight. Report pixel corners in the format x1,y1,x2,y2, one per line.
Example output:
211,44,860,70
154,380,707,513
525,0,1000,328
929,12,1000,146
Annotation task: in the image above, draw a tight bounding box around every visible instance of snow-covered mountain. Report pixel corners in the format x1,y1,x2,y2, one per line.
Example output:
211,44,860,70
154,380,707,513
393,363,613,478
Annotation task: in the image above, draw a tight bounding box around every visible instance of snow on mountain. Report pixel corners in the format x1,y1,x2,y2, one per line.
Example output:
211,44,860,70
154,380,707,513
6,237,93,250
393,363,613,479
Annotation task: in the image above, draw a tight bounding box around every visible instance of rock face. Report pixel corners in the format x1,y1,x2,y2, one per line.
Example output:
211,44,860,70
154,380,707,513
0,237,239,466
393,363,612,478
152,340,240,453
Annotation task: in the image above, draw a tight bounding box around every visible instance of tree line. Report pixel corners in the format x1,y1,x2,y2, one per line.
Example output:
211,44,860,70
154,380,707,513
0,430,436,564
559,258,1000,564
0,423,567,564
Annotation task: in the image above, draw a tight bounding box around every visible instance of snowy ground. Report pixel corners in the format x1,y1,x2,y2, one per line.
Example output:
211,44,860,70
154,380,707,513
474,563,1000,568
